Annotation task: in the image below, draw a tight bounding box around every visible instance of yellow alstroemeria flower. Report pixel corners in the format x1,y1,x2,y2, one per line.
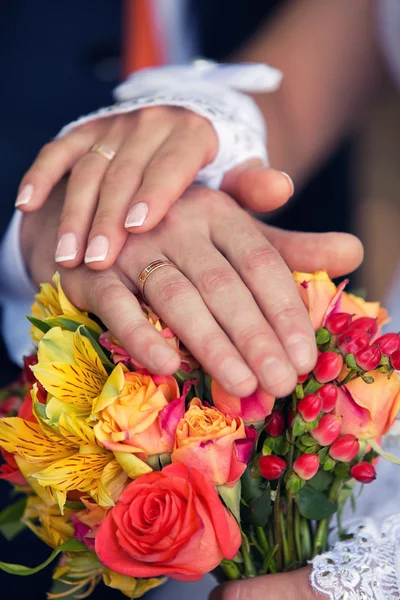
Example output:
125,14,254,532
0,386,126,511
22,495,74,548
103,569,166,599
49,552,103,599
31,272,102,343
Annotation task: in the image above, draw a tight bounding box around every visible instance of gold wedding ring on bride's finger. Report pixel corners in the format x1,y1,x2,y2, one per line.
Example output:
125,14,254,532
138,260,180,304
89,144,116,161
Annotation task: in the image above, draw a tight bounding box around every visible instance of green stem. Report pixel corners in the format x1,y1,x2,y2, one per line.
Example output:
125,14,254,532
241,541,257,578
256,526,276,572
273,485,283,571
220,559,241,580
280,512,290,568
294,505,303,564
286,494,295,566
338,370,359,387
300,517,312,561
261,545,279,575
313,477,343,556
255,526,269,553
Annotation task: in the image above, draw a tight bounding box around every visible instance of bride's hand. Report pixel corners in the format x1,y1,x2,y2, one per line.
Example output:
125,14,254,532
21,182,362,398
210,567,321,600
15,110,293,270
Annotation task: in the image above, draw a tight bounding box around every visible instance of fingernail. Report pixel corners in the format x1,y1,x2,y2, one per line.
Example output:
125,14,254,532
286,336,314,371
221,358,254,387
125,202,149,228
261,357,290,388
280,172,294,197
148,345,179,371
15,184,34,207
55,233,79,262
85,235,109,263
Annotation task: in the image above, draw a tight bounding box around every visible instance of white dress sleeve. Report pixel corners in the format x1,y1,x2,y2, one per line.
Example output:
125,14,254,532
310,433,400,599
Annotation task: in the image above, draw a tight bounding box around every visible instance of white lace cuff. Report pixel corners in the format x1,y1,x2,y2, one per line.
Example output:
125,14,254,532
57,61,283,189
310,515,400,599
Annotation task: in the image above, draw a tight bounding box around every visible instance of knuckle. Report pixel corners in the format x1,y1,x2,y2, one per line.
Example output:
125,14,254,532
242,244,282,273
136,105,170,124
121,320,152,349
197,266,238,296
237,325,272,353
154,276,192,304
91,208,117,231
198,331,228,360
269,304,307,326
87,274,117,311
105,159,136,185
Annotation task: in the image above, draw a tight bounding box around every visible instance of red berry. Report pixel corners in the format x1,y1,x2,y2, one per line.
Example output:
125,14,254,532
313,351,343,383
311,414,341,446
391,350,400,370
329,434,360,462
355,345,382,371
352,317,378,337
374,333,400,356
293,454,320,480
325,312,352,335
297,373,309,384
318,384,338,412
259,455,286,480
265,411,285,437
297,394,322,422
338,328,371,354
350,462,376,484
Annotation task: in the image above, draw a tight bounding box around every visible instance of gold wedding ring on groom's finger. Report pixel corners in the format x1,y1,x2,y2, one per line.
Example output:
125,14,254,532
89,144,116,161
138,260,180,304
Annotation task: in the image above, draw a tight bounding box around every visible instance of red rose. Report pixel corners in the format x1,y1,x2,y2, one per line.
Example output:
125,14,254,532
95,463,241,581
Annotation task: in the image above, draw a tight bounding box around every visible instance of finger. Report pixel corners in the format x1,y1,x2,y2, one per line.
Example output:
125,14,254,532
130,252,258,398
84,122,173,270
172,236,298,398
16,121,105,212
213,210,318,379
221,159,294,213
258,224,365,278
124,121,216,234
55,119,127,267
64,268,181,375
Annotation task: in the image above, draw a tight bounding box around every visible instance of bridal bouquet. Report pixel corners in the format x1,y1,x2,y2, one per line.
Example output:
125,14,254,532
0,271,399,598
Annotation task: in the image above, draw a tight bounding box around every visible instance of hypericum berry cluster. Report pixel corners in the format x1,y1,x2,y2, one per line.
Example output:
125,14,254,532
256,311,395,492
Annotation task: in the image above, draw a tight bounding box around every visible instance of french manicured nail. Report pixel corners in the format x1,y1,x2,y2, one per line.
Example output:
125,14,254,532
148,345,179,371
221,358,254,387
287,336,314,371
85,235,109,263
125,202,149,228
15,184,34,207
280,171,294,197
55,233,79,262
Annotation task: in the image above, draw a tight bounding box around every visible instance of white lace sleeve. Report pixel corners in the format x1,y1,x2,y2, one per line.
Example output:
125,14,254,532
57,60,283,189
311,515,400,599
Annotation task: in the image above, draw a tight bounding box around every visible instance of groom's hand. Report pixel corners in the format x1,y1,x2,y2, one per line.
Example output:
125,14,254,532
22,182,363,398
210,567,321,600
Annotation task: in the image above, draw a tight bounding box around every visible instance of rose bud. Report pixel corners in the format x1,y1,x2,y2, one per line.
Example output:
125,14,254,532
350,462,377,484
259,455,286,480
338,328,371,355
355,345,382,371
265,411,285,437
311,414,341,446
318,383,338,412
329,434,360,462
391,350,400,371
374,333,400,356
293,454,320,480
352,317,378,337
325,312,352,335
297,394,322,422
313,351,344,383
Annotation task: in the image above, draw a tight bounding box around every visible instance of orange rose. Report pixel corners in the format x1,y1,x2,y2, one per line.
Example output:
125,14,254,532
95,463,241,581
211,381,275,424
293,271,388,333
335,370,400,440
93,366,182,456
172,398,256,486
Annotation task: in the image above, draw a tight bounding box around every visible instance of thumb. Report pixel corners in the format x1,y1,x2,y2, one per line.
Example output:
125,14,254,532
221,159,294,213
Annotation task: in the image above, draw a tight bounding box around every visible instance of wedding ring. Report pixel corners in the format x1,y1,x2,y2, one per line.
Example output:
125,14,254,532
138,260,179,304
89,144,116,161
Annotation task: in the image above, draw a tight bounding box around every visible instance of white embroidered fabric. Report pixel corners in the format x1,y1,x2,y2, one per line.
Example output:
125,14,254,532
57,61,283,189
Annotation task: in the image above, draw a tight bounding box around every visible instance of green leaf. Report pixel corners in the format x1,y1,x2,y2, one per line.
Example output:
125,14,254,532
368,439,400,465
0,521,26,541
26,316,51,335
242,488,272,526
0,497,26,526
218,481,241,522
303,377,323,395
0,539,87,576
296,486,337,520
241,467,263,502
308,470,333,492
345,353,358,371
45,317,99,340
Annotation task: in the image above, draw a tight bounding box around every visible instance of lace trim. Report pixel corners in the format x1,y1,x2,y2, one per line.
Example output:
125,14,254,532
310,515,400,599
